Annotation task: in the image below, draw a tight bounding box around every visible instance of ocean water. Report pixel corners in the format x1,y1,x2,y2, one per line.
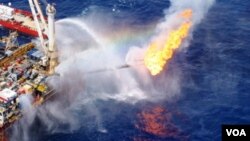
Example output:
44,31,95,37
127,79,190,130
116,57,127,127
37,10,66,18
0,0,250,141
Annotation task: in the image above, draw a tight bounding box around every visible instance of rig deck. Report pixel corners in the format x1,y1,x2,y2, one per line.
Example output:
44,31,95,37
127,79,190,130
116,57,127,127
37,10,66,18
0,40,54,129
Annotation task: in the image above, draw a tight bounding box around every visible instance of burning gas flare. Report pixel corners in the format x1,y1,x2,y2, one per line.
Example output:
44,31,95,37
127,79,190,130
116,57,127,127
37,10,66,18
144,9,193,75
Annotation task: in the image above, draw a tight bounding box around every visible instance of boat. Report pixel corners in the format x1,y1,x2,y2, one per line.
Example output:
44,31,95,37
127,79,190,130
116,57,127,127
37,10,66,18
0,4,47,38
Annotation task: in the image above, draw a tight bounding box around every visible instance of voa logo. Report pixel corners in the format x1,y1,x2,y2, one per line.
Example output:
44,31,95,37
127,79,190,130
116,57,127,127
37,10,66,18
226,129,246,136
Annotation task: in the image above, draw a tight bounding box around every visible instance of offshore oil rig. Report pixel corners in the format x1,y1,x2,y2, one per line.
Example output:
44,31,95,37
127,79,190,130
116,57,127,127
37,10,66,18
0,0,58,129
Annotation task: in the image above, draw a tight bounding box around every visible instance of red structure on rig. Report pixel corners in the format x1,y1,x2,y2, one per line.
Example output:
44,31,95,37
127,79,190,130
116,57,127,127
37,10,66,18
0,4,47,37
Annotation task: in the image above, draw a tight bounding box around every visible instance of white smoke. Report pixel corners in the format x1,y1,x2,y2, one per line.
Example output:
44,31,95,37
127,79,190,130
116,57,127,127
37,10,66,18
9,0,215,140
169,0,215,24
10,95,37,141
126,0,216,99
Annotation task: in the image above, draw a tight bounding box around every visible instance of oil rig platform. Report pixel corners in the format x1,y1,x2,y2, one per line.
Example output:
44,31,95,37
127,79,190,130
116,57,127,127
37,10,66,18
0,0,58,129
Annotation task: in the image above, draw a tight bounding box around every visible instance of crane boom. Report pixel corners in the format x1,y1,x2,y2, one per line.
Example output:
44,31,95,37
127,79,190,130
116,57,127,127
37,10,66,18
28,0,48,53
28,0,58,74
33,0,49,34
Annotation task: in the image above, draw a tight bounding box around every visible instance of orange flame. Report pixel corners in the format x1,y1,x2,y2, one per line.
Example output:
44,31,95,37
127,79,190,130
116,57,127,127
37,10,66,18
144,9,193,75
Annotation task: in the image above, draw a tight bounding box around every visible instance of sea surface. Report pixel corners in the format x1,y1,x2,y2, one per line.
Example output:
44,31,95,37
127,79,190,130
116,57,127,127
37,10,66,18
0,0,250,141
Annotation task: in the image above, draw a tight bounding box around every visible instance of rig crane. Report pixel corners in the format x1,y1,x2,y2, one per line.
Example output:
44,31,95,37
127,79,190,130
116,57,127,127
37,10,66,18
0,31,19,51
28,0,58,74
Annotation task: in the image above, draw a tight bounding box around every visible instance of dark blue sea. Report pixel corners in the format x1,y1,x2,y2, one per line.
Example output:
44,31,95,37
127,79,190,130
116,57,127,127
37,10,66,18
1,0,250,141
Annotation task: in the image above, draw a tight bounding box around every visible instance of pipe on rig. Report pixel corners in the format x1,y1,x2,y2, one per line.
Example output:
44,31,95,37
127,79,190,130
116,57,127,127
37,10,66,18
86,64,131,74
46,4,58,74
